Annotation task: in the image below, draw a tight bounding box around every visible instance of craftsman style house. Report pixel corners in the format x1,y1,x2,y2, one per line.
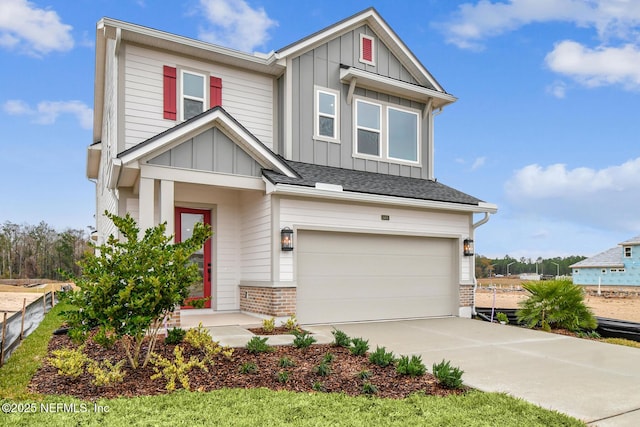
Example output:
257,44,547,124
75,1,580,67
86,8,497,324
571,236,640,286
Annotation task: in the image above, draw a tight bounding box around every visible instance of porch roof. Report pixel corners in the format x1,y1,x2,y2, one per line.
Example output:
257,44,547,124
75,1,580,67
263,160,486,207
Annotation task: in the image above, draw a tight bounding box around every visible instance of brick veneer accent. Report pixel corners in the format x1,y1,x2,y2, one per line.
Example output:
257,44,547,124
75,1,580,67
239,286,296,317
459,284,474,307
163,306,181,330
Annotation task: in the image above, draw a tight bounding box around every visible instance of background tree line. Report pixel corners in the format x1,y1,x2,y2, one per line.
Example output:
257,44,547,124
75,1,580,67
0,221,90,280
475,254,587,279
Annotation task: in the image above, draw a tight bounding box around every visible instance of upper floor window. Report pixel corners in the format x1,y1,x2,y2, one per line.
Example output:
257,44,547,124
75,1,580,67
181,70,206,121
624,246,632,258
354,98,419,164
359,34,375,66
315,87,340,142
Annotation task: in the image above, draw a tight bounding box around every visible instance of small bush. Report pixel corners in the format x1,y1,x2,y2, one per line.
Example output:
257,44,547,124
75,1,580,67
357,370,372,380
432,359,464,389
278,357,295,368
312,381,326,392
239,362,258,374
362,381,378,395
496,312,509,324
331,329,351,348
48,346,88,378
165,327,187,345
246,336,273,354
322,352,334,364
349,337,369,356
262,317,276,333
184,323,212,349
93,327,117,349
369,346,395,367
87,359,126,386
149,345,207,391
276,370,289,383
282,315,300,332
292,330,316,349
396,355,426,377
314,361,332,377
576,330,601,339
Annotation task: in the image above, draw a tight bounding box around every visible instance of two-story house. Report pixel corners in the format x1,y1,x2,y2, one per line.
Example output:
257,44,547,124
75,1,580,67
86,8,497,325
571,236,640,286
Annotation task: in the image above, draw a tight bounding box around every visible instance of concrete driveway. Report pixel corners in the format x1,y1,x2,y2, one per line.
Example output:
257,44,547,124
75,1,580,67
303,318,640,426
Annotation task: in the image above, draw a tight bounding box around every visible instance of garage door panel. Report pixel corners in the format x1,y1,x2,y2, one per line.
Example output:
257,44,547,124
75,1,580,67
296,230,457,324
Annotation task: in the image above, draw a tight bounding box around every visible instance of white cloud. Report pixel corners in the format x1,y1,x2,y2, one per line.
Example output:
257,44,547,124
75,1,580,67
545,40,640,89
546,80,567,98
0,0,73,55
471,156,487,170
3,99,92,129
504,158,640,231
197,0,277,52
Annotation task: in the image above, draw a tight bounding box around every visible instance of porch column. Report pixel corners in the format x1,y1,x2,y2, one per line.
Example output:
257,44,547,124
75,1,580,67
139,177,155,234
160,180,175,242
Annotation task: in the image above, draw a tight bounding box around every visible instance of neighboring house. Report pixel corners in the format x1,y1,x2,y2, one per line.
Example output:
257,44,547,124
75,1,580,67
571,236,640,286
86,8,497,325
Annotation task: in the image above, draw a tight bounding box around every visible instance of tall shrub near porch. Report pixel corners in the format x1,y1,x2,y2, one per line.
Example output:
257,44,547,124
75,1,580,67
63,212,211,369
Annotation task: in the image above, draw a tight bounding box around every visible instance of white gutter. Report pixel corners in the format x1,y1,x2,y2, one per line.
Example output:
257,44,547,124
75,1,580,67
471,212,493,316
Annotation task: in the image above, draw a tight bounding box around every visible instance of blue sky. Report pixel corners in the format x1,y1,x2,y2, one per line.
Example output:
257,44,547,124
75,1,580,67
1,0,639,260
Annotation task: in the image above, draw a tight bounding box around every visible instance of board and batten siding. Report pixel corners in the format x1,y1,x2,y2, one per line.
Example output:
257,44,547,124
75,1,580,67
278,198,472,283
289,24,429,179
121,43,274,152
240,192,272,282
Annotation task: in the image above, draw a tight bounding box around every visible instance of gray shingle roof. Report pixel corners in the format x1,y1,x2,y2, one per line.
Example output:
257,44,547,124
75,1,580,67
571,247,625,268
263,160,484,206
619,235,640,246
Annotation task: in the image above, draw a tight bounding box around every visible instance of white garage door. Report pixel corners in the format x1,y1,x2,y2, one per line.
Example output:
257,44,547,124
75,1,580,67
296,230,457,324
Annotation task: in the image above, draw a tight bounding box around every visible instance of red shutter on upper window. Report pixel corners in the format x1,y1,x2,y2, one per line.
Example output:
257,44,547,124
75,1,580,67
210,76,222,108
362,37,373,62
163,66,177,120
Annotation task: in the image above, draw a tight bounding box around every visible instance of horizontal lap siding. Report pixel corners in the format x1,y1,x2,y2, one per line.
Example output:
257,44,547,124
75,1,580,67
122,44,274,151
240,192,271,282
278,198,472,283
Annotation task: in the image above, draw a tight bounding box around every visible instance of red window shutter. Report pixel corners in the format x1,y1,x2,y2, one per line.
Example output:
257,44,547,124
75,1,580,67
210,76,222,108
362,37,373,62
163,66,177,120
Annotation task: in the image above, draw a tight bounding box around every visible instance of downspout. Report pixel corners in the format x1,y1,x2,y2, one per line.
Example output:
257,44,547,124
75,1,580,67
471,213,492,316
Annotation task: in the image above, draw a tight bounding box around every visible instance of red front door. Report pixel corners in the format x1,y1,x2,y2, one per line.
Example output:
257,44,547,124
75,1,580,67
175,207,212,309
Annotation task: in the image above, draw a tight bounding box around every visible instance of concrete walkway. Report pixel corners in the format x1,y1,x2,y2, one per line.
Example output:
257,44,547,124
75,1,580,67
207,316,640,426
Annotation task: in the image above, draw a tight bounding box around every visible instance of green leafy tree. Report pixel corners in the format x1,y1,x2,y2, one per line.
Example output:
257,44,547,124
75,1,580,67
516,280,597,332
63,212,211,369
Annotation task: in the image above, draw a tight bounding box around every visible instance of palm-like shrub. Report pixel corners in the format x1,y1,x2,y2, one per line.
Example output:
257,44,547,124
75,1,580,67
516,280,597,332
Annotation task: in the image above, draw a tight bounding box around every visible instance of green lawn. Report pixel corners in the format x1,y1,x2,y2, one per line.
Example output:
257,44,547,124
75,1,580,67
0,305,585,426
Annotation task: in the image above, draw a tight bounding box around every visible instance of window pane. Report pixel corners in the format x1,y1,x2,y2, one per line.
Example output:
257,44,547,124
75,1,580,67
388,109,417,161
184,99,203,120
181,213,204,299
183,72,204,98
319,92,335,115
319,116,334,138
357,129,379,156
357,101,380,130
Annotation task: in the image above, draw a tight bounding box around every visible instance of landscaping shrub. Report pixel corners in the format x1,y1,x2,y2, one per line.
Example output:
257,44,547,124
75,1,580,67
361,381,378,395
87,359,126,386
292,330,316,349
349,337,369,356
262,317,276,333
278,357,295,368
62,212,211,369
276,370,290,383
314,361,331,377
331,329,351,348
149,345,207,391
432,359,464,389
239,362,258,374
396,355,426,377
516,280,597,331
246,336,273,354
165,327,186,345
282,315,300,332
369,346,395,367
48,346,89,378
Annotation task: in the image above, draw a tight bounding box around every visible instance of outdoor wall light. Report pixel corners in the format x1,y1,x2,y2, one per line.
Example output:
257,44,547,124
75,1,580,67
281,227,294,251
463,238,474,256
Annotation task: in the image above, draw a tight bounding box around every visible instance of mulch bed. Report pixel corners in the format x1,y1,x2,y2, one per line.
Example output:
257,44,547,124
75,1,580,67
246,326,305,335
30,333,466,401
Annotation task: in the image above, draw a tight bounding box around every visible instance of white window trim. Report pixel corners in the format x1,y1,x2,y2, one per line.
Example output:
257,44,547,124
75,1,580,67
314,86,340,143
624,246,632,258
386,106,420,164
359,33,375,66
354,99,382,159
180,69,207,122
353,97,421,166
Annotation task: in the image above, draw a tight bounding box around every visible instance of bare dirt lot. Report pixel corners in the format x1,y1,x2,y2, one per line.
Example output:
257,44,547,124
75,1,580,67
476,278,640,323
